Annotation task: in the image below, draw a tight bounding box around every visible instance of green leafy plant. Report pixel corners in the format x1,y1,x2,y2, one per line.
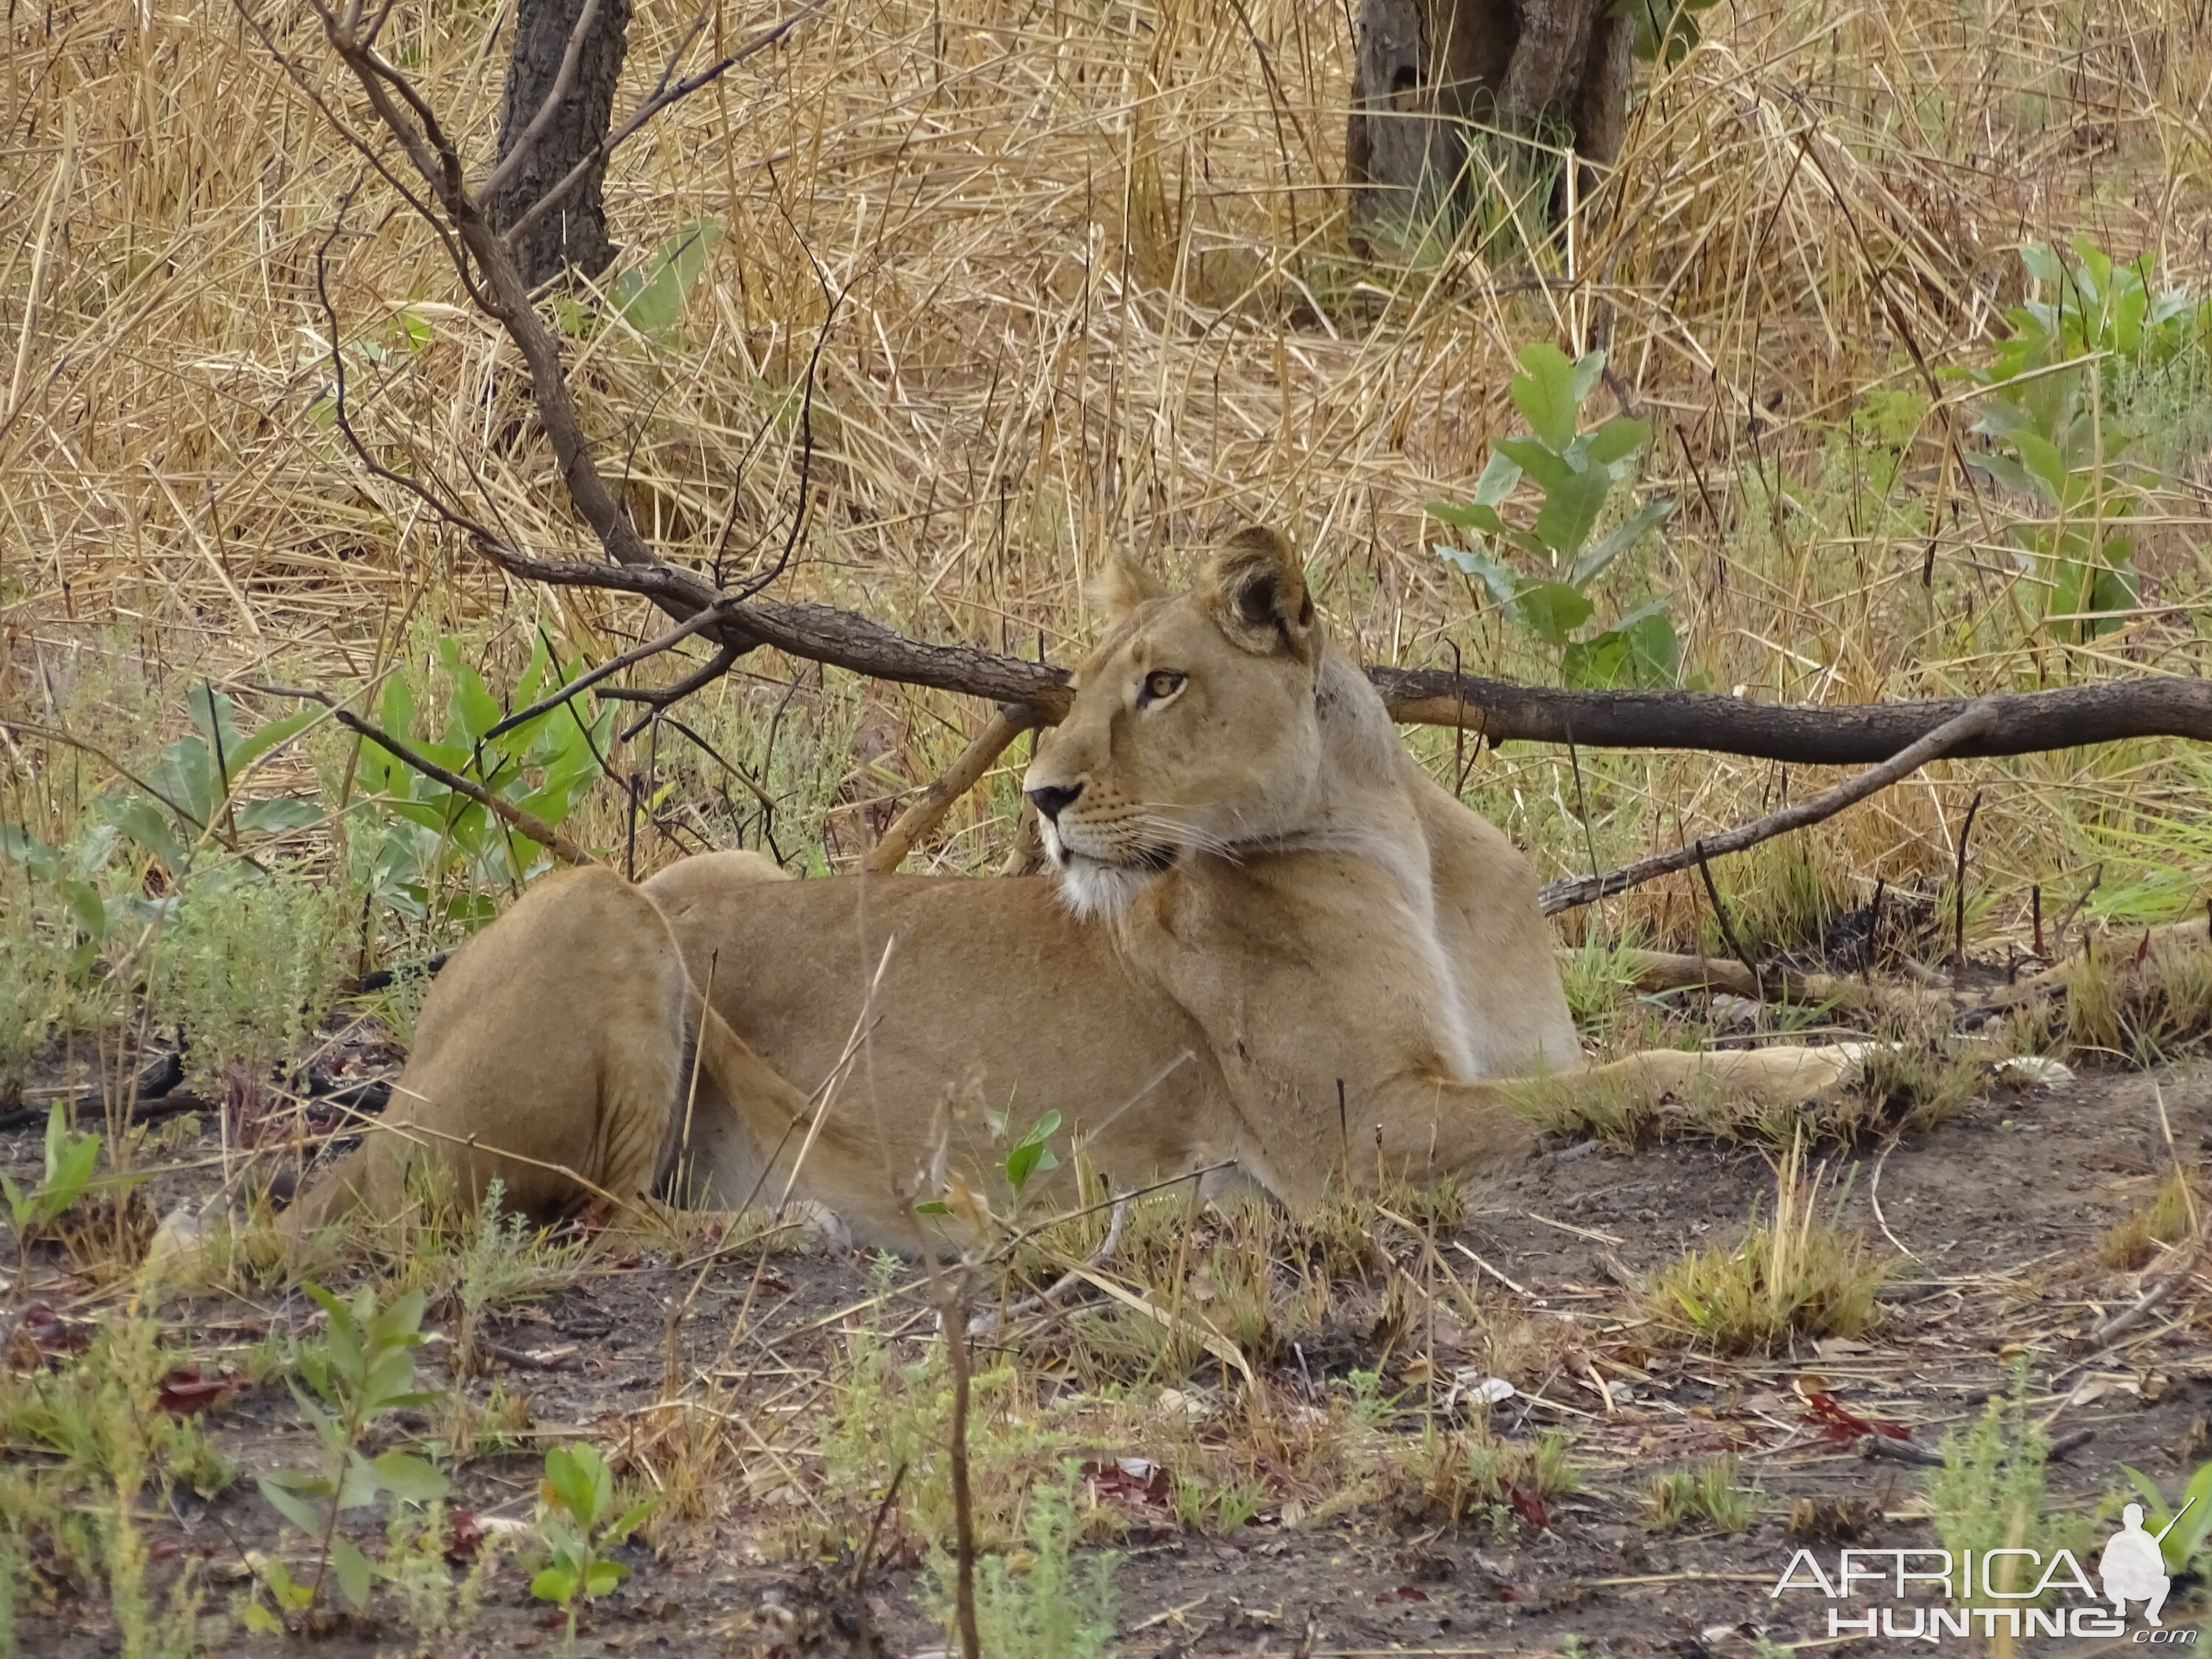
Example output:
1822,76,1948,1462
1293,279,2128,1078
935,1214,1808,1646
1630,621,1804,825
147,866,351,1075
936,1461,1117,1659
554,217,723,341
3,1102,139,1275
1429,344,1683,689
1956,240,2209,643
1923,1364,2085,1608
249,1284,450,1631
529,1443,654,1639
915,1108,1066,1219
1643,1455,1756,1535
2120,1459,2212,1577
350,637,612,924
97,685,321,879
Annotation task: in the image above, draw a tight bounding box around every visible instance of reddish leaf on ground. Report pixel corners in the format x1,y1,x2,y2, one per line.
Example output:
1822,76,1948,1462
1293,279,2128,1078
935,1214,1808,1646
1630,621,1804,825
13,1301,90,1360
1799,1389,1906,1442
1377,1585,1431,1603
1082,1456,1172,1509
445,1508,487,1564
1509,1484,1551,1531
155,1364,240,1416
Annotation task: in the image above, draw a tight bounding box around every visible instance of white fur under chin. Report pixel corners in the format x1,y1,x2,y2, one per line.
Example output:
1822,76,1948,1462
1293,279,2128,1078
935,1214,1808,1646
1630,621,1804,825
1049,852,1164,920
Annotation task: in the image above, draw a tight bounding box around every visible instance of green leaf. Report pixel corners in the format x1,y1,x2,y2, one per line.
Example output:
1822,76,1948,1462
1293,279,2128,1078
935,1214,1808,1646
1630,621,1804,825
1493,436,1574,493
61,880,106,946
1514,582,1594,647
611,218,724,338
186,686,247,785
98,795,187,873
336,1450,383,1512
226,707,319,774
1004,1140,1048,1194
440,643,504,749
257,1473,330,1535
1470,448,1523,508
1585,414,1650,470
372,1450,451,1504
913,1199,950,1216
1531,467,1615,561
1435,544,1521,611
2009,429,2069,507
331,1537,373,1610
1425,500,1504,532
1559,631,1632,689
0,826,58,878
1570,497,1675,588
532,1565,579,1605
1510,343,1582,451
545,1444,612,1527
240,1602,283,1635
235,799,322,836
606,1498,657,1545
1615,601,1683,686
1570,349,1606,406
583,1559,629,1599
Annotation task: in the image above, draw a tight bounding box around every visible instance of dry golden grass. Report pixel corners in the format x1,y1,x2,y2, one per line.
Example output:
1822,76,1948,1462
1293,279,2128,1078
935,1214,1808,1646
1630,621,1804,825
3,0,2210,942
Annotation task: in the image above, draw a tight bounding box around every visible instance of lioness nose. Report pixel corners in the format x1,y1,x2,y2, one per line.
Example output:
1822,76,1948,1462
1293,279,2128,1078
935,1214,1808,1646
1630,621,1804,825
1026,783,1083,822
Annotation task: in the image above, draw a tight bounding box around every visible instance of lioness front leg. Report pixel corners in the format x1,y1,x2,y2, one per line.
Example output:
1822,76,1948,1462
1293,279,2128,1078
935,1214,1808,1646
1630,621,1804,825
1341,1045,1860,1200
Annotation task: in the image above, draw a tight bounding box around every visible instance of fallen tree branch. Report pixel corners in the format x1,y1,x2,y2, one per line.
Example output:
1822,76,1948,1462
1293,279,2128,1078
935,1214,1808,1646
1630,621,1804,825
864,706,1040,874
254,684,597,866
1967,915,2212,1018
1538,700,2002,914
485,602,739,740
1377,669,2212,762
248,5,2212,784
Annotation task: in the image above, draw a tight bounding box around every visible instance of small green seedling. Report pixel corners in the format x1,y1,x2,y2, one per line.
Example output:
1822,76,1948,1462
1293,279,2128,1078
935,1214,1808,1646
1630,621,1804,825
2122,1461,2212,1576
249,1284,449,1630
3,1101,134,1273
1429,343,1683,689
914,1108,1066,1220
531,1442,655,1639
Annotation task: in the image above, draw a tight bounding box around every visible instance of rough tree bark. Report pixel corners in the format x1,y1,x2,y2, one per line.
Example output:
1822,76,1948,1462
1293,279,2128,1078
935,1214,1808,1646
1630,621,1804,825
489,0,634,288
1347,0,1630,236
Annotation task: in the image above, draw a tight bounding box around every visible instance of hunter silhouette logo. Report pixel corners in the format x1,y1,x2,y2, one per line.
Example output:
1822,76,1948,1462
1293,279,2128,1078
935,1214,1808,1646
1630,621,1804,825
2101,1498,2194,1627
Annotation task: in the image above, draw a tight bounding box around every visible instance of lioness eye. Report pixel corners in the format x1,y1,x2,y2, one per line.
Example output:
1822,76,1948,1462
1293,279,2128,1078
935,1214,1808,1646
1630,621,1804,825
1139,669,1186,706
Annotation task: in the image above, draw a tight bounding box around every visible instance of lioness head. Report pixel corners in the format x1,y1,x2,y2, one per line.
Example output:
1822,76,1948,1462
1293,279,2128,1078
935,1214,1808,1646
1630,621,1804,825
1023,525,1329,917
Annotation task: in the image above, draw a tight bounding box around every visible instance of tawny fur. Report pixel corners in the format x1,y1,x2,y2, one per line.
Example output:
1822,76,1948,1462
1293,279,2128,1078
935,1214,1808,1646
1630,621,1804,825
293,528,1857,1247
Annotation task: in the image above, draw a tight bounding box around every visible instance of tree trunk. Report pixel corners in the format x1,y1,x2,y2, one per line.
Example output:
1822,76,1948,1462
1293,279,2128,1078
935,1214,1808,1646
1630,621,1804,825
1346,0,1630,241
488,0,635,290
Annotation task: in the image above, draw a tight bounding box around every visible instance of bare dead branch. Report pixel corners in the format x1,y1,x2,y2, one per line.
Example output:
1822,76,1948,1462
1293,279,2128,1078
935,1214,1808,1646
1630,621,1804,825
863,707,1040,874
484,602,737,741
1382,669,2212,762
608,648,743,746
1538,700,2003,914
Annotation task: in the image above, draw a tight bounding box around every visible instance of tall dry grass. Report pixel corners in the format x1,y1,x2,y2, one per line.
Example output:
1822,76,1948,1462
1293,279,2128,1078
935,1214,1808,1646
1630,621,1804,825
3,0,2210,944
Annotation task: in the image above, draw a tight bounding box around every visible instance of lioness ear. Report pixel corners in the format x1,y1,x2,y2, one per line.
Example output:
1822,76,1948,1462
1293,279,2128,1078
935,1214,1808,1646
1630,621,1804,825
1206,525,1315,659
1087,555,1168,625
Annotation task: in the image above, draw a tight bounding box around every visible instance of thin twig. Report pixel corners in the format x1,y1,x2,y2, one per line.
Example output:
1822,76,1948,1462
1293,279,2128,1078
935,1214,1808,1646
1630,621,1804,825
1541,700,2003,914
251,684,596,865
484,603,736,740
865,707,1039,874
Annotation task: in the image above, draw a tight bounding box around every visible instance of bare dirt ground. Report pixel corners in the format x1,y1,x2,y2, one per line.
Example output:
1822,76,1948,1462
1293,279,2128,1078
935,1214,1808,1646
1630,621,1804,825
7,1053,2209,1658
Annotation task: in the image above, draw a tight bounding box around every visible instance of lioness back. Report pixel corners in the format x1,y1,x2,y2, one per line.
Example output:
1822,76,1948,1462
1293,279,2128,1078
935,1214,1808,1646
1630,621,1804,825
291,866,695,1232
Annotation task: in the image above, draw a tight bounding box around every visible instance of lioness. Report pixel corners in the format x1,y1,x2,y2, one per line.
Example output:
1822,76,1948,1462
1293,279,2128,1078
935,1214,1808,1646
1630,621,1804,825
293,526,1854,1247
